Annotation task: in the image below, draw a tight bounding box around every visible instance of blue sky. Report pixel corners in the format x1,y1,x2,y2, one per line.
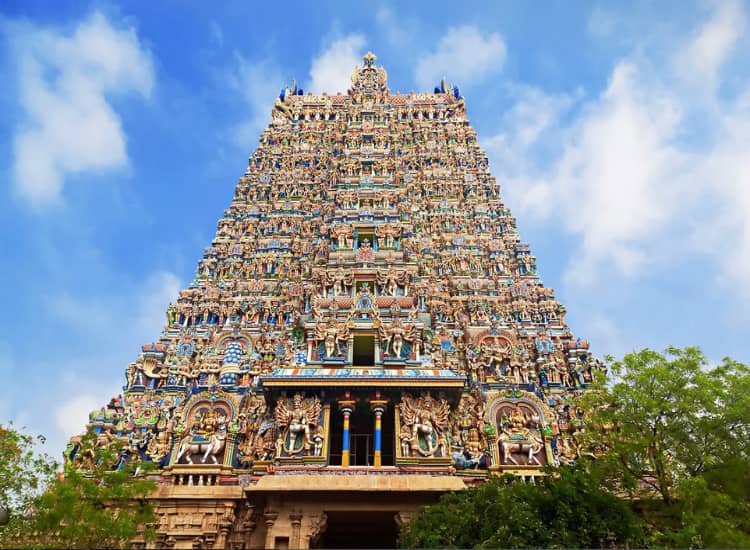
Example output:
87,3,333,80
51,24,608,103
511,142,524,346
1,0,749,456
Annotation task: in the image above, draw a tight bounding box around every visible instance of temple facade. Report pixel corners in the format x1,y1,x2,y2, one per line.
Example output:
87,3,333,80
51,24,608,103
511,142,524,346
68,53,602,549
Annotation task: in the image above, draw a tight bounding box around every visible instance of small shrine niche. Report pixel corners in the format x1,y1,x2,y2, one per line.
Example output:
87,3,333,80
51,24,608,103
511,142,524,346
490,398,550,468
174,399,234,466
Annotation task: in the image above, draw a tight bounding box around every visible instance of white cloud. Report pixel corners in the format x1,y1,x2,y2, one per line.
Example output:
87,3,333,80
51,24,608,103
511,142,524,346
484,85,575,178
8,12,154,209
135,271,182,336
55,394,102,437
486,2,750,292
676,0,745,89
3,270,184,454
47,270,181,339
375,6,411,49
227,54,284,149
308,34,366,94
415,25,506,90
209,19,224,48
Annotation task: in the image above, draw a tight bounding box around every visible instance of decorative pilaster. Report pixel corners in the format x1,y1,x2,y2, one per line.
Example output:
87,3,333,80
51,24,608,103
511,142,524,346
337,391,357,468
263,510,278,550
369,391,389,468
215,503,235,550
290,511,303,549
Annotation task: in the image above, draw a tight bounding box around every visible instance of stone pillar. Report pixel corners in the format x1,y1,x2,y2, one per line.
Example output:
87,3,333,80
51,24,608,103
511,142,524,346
263,510,278,550
337,392,356,468
290,511,303,549
342,410,352,467
369,391,389,468
215,503,235,550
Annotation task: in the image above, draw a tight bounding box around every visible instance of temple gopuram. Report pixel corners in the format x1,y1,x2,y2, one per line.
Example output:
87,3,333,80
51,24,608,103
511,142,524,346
68,52,603,549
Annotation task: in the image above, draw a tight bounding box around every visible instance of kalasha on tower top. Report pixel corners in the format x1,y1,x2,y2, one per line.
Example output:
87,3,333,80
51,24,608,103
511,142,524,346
67,53,604,548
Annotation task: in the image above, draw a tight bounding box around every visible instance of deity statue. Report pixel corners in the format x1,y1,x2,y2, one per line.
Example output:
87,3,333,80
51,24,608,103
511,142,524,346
274,394,322,455
175,403,228,465
325,267,354,296
376,223,400,248
377,265,407,296
314,318,349,359
379,317,417,359
399,393,450,457
496,403,544,466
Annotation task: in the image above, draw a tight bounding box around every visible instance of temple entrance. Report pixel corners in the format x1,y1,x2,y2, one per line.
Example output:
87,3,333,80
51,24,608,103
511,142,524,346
353,335,375,366
350,433,372,466
312,511,399,549
328,405,395,466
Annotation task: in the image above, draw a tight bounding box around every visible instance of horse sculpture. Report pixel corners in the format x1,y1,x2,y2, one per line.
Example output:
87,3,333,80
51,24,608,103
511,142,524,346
497,431,544,466
175,420,227,464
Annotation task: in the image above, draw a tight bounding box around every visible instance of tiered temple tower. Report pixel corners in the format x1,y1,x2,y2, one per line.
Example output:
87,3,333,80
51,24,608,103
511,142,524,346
69,53,602,549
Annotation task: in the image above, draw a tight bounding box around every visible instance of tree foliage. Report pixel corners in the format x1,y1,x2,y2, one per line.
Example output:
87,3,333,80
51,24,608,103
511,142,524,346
401,347,750,549
0,426,157,549
0,423,56,521
577,346,750,547
399,465,644,549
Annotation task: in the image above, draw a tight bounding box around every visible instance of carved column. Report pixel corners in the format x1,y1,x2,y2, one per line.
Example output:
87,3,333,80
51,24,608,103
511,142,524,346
215,503,235,550
263,510,278,550
337,392,356,468
369,391,389,468
290,511,303,549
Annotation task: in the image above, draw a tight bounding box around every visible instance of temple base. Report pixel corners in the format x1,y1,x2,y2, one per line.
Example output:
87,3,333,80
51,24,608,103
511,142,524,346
142,474,464,549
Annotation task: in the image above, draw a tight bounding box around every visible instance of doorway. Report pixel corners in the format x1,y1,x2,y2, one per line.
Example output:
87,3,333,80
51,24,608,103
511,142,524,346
312,511,399,549
328,404,395,466
353,335,375,366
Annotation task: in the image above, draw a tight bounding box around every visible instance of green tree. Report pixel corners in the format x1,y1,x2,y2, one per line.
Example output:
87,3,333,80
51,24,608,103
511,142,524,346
0,423,56,526
399,465,644,549
0,426,157,549
578,347,750,547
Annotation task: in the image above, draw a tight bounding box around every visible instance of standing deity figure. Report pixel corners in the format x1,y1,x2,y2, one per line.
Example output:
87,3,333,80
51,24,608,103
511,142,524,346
274,394,322,455
331,224,354,249
377,265,406,296
376,223,400,249
326,267,353,296
481,336,512,378
314,318,349,359
399,393,450,457
379,317,417,359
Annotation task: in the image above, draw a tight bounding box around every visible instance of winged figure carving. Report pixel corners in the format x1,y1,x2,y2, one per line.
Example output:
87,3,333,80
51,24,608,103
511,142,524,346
274,394,322,455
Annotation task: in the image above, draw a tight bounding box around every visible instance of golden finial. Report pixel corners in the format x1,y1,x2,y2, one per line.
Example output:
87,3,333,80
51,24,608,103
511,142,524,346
363,51,377,67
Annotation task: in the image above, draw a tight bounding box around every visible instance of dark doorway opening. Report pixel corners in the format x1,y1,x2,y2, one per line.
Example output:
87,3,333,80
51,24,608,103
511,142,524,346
328,400,395,466
353,335,375,366
329,407,343,466
312,511,399,549
380,405,395,466
350,433,372,466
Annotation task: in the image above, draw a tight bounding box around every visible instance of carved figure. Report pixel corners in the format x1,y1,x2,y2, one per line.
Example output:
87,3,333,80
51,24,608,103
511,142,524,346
175,405,228,464
314,318,349,358
399,393,450,457
274,394,322,455
496,404,544,466
377,265,407,296
379,317,417,359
